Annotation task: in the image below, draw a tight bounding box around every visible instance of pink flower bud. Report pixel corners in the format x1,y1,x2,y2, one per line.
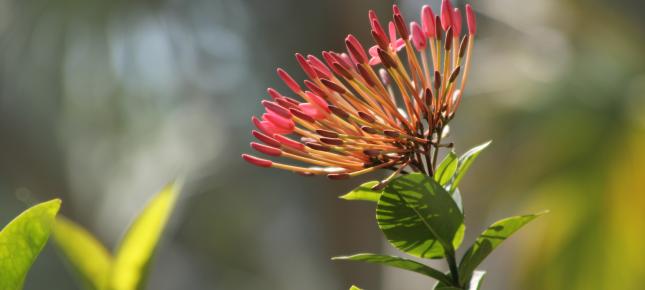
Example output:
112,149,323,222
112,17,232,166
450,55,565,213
262,100,292,119
345,34,368,64
299,103,328,120
267,88,283,100
276,68,301,93
252,130,281,148
295,53,317,80
466,4,476,35
241,154,272,168
306,55,332,78
273,134,305,151
251,142,282,157
452,8,462,38
441,0,453,31
263,112,294,131
410,22,427,51
421,5,436,38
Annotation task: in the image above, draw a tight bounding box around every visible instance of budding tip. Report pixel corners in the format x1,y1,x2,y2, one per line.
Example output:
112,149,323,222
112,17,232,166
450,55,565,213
466,4,477,35
242,154,273,168
251,142,282,157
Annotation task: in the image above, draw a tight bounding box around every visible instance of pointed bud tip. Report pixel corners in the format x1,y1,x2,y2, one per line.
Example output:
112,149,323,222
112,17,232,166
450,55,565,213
466,4,476,35
242,154,273,168
251,142,282,157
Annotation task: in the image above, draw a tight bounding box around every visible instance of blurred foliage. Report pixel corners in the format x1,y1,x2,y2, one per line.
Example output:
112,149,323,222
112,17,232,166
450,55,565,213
0,200,61,290
53,182,180,290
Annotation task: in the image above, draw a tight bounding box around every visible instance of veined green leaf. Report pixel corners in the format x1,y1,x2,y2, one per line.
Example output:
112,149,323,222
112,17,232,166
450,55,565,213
108,182,181,290
53,216,112,290
333,253,453,285
339,181,381,202
376,173,464,259
0,199,61,290
435,152,458,187
447,141,491,193
458,211,547,285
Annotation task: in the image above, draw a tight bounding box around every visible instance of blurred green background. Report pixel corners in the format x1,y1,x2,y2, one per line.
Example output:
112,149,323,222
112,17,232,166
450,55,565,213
1,0,644,289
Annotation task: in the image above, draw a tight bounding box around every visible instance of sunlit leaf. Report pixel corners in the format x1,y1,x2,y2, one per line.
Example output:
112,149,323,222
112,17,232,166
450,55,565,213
435,152,458,187
339,181,381,202
53,216,112,290
447,141,491,193
458,212,547,285
0,199,61,290
376,173,464,259
349,285,363,290
108,182,181,290
333,253,453,285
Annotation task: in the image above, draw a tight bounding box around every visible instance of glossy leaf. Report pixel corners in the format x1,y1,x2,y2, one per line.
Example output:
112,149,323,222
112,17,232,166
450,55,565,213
435,152,458,187
0,199,61,290
458,212,547,285
376,173,464,259
53,216,112,290
349,285,363,290
108,182,181,290
339,181,381,202
447,141,491,193
333,253,453,285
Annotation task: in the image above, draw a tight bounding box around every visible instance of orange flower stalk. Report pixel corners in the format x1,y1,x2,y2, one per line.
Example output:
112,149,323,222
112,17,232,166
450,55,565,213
243,1,477,182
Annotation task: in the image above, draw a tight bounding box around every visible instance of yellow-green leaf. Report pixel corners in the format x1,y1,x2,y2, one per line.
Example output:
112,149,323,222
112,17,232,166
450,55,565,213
0,199,61,290
458,211,547,285
53,216,112,290
339,181,381,202
435,152,458,187
108,182,181,290
349,285,363,290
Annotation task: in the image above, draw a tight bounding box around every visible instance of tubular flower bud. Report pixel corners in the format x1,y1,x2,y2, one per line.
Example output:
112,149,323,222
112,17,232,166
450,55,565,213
421,5,436,38
410,22,426,51
243,2,478,180
441,0,453,31
452,8,462,38
466,4,476,35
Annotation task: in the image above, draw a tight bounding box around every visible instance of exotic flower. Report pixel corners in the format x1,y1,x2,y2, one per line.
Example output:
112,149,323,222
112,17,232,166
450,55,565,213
242,1,477,184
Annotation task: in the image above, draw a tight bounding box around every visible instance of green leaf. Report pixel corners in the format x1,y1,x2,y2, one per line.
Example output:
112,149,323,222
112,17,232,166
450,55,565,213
53,216,113,290
376,173,464,259
447,141,491,193
0,199,61,290
333,253,453,285
435,152,458,187
349,285,363,290
339,181,381,202
458,212,547,285
108,182,181,290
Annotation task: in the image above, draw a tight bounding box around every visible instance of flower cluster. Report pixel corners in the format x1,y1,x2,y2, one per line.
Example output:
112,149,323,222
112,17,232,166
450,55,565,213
242,1,476,182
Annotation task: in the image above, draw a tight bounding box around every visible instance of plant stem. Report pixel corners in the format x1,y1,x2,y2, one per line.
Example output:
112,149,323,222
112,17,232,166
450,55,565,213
445,248,461,288
432,125,444,172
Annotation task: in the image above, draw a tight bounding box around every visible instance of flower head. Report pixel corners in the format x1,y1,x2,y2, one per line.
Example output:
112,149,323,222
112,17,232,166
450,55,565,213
243,1,477,182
